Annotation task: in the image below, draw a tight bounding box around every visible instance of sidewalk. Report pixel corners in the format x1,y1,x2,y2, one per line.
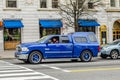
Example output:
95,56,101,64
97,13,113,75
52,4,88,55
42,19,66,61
0,50,15,59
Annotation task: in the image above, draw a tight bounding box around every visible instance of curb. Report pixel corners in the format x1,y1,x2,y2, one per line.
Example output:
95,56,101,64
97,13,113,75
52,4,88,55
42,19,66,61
0,57,15,60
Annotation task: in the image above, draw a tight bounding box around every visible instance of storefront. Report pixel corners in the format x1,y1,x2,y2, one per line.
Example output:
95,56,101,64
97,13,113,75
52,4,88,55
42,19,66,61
3,20,24,50
39,20,63,37
78,19,100,33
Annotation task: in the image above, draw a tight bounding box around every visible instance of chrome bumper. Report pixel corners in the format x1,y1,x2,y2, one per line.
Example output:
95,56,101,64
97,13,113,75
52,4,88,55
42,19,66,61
15,52,28,60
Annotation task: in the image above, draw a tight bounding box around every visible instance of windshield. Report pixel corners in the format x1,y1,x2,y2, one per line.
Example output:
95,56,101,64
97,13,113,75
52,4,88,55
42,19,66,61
108,40,120,45
36,36,49,43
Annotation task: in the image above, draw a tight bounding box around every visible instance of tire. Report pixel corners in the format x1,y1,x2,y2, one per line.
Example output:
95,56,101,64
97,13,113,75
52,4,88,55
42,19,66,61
23,60,30,63
28,51,42,64
100,54,107,59
80,50,92,62
110,50,119,59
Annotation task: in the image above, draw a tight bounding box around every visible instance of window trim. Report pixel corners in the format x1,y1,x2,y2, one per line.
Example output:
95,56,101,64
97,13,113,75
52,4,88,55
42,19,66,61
6,0,18,8
40,0,47,8
4,0,21,11
52,0,59,8
110,0,116,7
88,2,94,9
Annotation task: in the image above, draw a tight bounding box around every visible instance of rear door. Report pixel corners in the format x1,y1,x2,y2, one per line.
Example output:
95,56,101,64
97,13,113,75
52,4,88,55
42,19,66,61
58,36,73,57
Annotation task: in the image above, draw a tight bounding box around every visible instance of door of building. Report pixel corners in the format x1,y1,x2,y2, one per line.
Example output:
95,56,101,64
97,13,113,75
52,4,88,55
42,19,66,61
100,25,107,45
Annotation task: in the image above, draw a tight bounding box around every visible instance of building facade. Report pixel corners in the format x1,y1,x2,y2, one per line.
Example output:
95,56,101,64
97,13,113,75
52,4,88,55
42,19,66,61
0,0,119,51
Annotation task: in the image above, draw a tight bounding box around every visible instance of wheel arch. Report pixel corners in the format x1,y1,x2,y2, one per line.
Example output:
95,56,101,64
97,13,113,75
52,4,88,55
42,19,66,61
28,50,44,59
80,49,93,57
110,49,119,54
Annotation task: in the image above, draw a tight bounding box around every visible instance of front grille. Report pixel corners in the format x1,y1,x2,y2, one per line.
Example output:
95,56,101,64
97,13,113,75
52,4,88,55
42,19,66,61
16,46,21,52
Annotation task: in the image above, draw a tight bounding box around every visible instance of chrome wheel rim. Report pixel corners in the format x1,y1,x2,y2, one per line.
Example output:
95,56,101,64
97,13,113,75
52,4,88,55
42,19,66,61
32,53,40,63
84,53,90,60
111,51,118,59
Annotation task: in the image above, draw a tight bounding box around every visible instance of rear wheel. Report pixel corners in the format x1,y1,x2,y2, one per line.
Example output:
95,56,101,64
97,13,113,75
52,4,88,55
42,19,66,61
28,51,42,64
80,50,92,62
110,50,119,59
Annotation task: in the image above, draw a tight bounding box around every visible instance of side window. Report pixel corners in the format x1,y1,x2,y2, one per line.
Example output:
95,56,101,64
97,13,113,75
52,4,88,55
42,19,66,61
74,37,87,43
60,36,69,43
88,34,97,42
48,36,59,44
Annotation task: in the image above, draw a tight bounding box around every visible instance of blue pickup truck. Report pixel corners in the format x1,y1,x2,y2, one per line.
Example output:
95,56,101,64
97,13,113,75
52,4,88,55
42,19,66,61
15,32,100,64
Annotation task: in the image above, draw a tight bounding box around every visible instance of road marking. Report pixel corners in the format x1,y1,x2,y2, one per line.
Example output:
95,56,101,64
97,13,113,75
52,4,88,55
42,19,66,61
0,70,30,73
1,76,53,80
42,65,70,72
70,67,120,72
0,60,59,80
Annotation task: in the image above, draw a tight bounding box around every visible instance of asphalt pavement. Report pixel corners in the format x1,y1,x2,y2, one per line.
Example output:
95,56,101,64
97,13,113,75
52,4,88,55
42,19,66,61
3,58,120,80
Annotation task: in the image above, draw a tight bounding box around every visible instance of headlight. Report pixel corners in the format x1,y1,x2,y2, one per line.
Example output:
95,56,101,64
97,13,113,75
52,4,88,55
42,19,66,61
21,47,29,51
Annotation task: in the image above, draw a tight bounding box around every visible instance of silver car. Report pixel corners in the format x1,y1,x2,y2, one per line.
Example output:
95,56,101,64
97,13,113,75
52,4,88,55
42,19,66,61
100,39,120,59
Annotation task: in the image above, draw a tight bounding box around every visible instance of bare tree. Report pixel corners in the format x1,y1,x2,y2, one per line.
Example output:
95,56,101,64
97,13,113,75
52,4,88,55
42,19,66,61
59,0,101,32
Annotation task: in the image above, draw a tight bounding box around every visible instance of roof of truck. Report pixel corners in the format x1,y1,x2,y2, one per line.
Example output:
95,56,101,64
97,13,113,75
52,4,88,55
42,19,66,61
69,32,95,36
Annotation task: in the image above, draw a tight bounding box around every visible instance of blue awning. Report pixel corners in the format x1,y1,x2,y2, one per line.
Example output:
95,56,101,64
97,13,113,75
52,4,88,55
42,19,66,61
78,20,100,27
39,20,63,28
3,20,24,28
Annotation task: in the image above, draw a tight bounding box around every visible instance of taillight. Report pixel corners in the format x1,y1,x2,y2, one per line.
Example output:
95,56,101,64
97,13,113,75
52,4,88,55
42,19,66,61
98,46,100,52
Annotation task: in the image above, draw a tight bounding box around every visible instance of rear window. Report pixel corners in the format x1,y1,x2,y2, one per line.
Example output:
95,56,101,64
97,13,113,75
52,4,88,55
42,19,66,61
88,34,97,42
74,37,87,43
60,36,69,43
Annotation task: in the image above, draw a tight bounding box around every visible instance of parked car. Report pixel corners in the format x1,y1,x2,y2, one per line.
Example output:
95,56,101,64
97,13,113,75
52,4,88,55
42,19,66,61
100,39,120,59
15,32,100,64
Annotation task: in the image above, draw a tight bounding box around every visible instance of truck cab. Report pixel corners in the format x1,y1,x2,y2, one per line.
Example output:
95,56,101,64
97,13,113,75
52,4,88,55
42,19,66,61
15,32,100,64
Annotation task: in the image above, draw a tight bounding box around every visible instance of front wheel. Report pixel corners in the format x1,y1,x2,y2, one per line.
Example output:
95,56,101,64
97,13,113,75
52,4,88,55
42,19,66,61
100,54,108,59
80,50,92,62
28,51,42,64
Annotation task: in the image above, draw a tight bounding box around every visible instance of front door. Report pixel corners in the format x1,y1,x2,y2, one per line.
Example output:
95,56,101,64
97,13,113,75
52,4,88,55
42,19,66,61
45,36,73,58
45,36,61,58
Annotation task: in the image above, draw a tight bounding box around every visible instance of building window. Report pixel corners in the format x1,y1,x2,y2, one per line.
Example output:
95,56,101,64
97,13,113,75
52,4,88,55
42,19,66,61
6,0,17,8
88,2,94,9
52,0,58,8
113,21,120,41
78,0,84,9
79,27,96,33
40,28,60,37
4,28,21,50
40,0,47,8
110,0,116,7
119,0,120,7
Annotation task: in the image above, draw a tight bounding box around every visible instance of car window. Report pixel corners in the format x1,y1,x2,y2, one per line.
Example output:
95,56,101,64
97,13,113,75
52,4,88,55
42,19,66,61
36,36,48,43
74,37,87,43
60,36,69,43
88,34,97,42
48,36,59,44
108,40,120,45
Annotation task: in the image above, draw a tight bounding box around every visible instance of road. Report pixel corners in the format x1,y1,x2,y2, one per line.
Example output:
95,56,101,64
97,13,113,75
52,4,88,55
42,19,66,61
2,57,120,80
